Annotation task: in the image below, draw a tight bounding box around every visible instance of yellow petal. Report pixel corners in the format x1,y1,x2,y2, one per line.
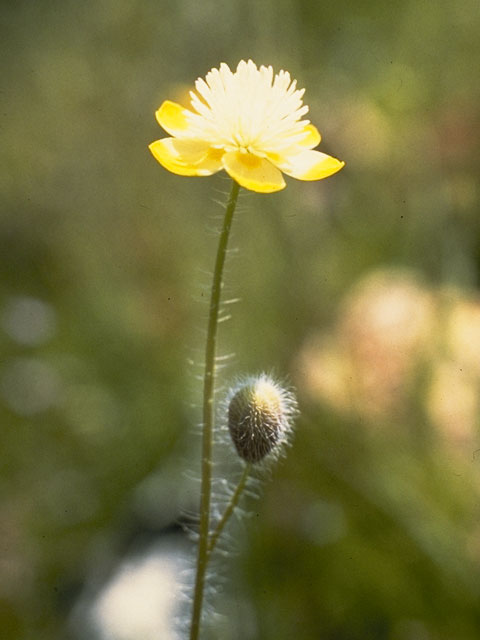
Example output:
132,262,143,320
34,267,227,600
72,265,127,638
222,151,286,193
149,138,224,176
299,124,321,148
155,100,196,137
277,150,345,181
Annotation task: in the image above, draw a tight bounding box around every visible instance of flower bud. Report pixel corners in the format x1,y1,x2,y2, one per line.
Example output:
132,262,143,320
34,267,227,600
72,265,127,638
227,374,297,463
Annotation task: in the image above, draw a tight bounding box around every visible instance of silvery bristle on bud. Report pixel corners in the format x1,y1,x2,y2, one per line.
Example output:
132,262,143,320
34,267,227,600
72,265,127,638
227,374,297,463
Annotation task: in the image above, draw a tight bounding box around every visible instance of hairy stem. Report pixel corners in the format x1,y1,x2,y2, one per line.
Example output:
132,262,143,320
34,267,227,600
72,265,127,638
189,180,241,640
207,463,251,557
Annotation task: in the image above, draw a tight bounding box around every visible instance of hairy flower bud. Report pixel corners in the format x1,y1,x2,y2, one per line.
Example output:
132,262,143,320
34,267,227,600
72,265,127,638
227,374,297,463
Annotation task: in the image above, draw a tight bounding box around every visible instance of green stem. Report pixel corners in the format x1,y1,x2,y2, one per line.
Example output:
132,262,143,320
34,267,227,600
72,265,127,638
189,179,241,640
207,463,251,557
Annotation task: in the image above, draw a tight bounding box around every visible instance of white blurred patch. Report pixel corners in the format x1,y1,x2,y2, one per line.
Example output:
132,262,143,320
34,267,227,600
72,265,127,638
89,543,186,640
0,357,61,415
1,295,56,346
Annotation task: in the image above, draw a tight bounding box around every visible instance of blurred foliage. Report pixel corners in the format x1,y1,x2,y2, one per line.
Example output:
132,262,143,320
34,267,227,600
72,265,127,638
1,0,480,638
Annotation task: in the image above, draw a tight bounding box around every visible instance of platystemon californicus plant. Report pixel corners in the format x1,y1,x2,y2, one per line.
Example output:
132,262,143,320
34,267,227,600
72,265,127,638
149,59,344,640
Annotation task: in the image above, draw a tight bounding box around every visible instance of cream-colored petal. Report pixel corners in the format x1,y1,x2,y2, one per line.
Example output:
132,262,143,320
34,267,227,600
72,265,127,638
264,124,320,163
298,123,321,148
195,147,226,175
222,151,286,193
276,150,345,181
155,101,196,137
149,138,223,176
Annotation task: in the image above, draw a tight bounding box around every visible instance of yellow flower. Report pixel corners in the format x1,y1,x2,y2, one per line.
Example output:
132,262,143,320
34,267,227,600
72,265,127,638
149,60,345,193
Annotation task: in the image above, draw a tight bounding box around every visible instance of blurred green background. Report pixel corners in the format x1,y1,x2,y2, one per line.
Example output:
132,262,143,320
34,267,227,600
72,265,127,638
2,0,480,638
